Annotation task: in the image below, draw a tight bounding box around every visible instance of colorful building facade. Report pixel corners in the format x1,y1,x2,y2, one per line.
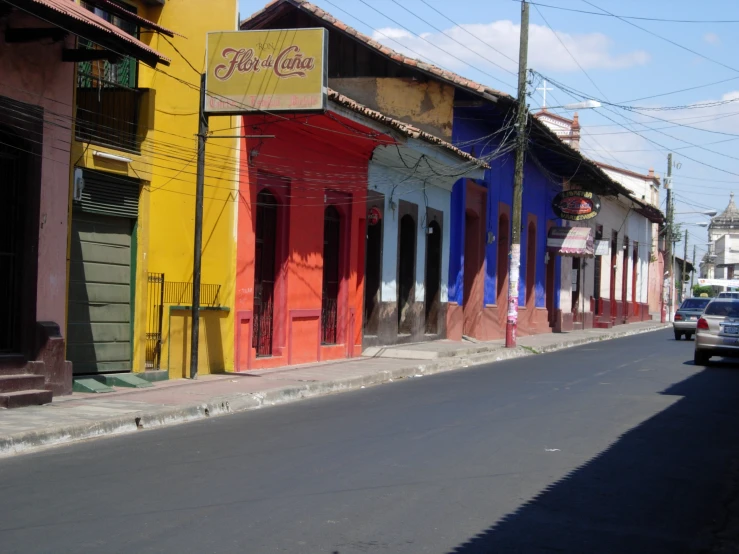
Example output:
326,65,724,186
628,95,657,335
68,0,239,381
0,0,167,405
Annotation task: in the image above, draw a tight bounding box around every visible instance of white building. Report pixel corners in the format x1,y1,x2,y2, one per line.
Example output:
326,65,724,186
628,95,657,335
535,110,664,328
702,193,739,286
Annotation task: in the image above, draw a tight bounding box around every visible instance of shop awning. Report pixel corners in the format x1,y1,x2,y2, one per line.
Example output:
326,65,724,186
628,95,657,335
547,226,594,258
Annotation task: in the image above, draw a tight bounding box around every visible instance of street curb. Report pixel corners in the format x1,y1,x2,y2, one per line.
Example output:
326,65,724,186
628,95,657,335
0,323,670,458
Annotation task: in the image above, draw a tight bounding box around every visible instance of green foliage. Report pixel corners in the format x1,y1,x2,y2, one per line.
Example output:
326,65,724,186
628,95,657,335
692,285,714,298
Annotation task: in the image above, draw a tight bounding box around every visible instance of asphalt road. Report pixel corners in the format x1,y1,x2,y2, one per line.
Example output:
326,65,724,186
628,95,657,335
2,329,739,554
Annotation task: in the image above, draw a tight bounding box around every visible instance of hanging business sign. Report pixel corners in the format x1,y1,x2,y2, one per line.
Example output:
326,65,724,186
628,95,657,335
204,28,328,114
594,239,609,256
367,206,382,226
552,190,601,221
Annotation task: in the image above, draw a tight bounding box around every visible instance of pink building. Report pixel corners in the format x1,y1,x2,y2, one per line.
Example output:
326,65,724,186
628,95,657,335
0,0,167,407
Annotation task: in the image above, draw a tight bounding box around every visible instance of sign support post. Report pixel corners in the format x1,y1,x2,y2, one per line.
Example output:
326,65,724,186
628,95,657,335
190,72,209,379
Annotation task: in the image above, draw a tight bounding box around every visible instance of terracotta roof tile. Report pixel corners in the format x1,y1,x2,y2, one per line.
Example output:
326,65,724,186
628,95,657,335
240,0,508,102
328,88,489,169
20,0,169,66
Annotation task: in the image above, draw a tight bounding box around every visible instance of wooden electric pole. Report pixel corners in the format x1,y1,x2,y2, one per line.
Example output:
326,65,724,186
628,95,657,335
190,73,209,379
690,244,697,297
506,0,529,348
682,228,688,303
665,153,674,322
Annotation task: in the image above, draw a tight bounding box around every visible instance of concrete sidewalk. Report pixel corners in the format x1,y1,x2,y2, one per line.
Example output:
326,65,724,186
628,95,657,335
0,321,668,457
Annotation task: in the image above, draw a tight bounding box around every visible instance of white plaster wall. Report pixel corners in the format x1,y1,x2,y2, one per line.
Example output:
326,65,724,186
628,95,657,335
368,162,451,304
600,168,659,207
579,197,652,305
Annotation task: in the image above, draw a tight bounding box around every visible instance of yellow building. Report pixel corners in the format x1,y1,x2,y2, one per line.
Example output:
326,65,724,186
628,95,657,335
68,0,239,382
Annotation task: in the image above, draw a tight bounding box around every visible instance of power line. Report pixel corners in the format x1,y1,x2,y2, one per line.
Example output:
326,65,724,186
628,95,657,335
582,0,739,75
524,1,739,24
389,0,516,75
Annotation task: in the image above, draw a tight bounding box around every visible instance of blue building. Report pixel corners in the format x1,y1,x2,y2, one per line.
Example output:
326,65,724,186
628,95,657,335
447,103,563,341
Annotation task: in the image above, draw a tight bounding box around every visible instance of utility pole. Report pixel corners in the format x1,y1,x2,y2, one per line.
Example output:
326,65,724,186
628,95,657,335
506,0,529,348
665,153,674,322
682,228,688,302
690,244,697,296
190,73,209,379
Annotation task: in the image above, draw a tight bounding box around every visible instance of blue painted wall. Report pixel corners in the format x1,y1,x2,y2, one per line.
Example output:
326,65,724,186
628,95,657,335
449,105,562,312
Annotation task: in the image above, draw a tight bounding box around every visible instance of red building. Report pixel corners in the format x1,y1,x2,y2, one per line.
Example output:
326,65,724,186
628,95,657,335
234,90,470,369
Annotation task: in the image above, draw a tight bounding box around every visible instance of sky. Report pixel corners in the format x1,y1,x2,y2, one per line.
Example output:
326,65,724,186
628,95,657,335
237,0,739,260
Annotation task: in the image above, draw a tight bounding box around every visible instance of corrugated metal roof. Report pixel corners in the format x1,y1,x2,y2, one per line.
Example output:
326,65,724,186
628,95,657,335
11,0,170,66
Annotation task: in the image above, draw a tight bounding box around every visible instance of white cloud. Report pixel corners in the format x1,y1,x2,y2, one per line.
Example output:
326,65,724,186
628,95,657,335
704,32,720,45
579,90,739,173
371,20,649,75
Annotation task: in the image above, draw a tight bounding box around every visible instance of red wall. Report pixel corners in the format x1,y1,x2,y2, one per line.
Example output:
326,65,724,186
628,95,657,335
235,111,391,370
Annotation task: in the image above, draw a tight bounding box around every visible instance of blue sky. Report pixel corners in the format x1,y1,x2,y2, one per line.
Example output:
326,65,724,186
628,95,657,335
237,0,739,257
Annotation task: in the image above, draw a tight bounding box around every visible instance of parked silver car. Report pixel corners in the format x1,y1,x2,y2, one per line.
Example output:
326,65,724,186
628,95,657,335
673,297,711,340
718,292,739,299
694,299,739,365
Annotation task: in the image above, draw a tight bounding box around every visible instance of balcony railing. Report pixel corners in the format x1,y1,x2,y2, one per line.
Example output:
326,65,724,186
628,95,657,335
75,84,143,153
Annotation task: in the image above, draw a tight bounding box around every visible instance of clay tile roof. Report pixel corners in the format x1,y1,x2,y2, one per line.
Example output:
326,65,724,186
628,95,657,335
15,0,170,66
240,0,507,103
83,0,183,38
328,88,489,169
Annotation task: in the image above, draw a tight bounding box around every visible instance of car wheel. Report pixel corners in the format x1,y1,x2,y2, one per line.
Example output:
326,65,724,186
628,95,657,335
686,333,694,341
674,330,682,340
694,350,710,366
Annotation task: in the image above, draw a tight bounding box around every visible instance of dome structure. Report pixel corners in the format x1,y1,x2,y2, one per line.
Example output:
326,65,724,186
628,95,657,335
710,192,739,233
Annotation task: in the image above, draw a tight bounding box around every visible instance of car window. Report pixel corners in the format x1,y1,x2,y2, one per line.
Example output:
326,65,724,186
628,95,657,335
704,301,739,317
681,298,711,310
718,292,739,298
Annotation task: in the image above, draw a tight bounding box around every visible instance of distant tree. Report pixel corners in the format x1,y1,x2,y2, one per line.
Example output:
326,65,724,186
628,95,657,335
693,285,714,297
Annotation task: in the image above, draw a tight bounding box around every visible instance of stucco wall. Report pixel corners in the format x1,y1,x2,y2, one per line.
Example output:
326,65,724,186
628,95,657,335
0,13,74,332
369,164,451,305
329,77,454,139
581,197,652,305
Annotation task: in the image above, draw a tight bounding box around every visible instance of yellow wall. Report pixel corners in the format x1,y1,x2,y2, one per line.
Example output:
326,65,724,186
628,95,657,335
71,0,240,376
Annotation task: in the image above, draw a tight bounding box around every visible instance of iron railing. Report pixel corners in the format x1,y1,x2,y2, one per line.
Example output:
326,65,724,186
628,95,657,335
144,273,222,369
253,282,274,357
145,273,165,369
321,296,338,345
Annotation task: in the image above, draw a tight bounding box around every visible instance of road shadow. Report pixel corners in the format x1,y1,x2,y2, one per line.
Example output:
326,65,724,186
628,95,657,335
447,363,739,554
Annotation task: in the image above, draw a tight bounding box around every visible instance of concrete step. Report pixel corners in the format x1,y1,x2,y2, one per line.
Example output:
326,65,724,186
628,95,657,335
594,319,613,329
0,374,45,393
0,389,52,409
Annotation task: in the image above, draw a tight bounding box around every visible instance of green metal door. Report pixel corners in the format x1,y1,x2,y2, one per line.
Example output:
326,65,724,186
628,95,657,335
67,169,140,375
68,212,134,374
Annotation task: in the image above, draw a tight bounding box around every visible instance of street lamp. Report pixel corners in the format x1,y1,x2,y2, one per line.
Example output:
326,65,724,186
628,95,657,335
675,210,718,217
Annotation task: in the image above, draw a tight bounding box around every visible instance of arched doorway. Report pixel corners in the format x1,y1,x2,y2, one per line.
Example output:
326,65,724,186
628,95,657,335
253,190,278,356
622,236,630,315
424,220,442,334
322,205,341,345
398,213,416,334
363,199,383,337
610,230,618,318
0,126,31,354
496,214,509,303
526,221,537,307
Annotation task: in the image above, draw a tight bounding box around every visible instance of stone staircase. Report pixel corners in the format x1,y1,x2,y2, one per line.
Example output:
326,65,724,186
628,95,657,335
0,357,53,409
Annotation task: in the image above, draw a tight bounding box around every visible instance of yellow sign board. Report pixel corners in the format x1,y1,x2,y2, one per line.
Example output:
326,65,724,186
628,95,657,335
205,28,328,114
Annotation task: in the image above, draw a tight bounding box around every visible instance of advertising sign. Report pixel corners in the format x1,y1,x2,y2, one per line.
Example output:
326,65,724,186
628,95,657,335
552,190,601,221
698,278,739,288
205,28,328,114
